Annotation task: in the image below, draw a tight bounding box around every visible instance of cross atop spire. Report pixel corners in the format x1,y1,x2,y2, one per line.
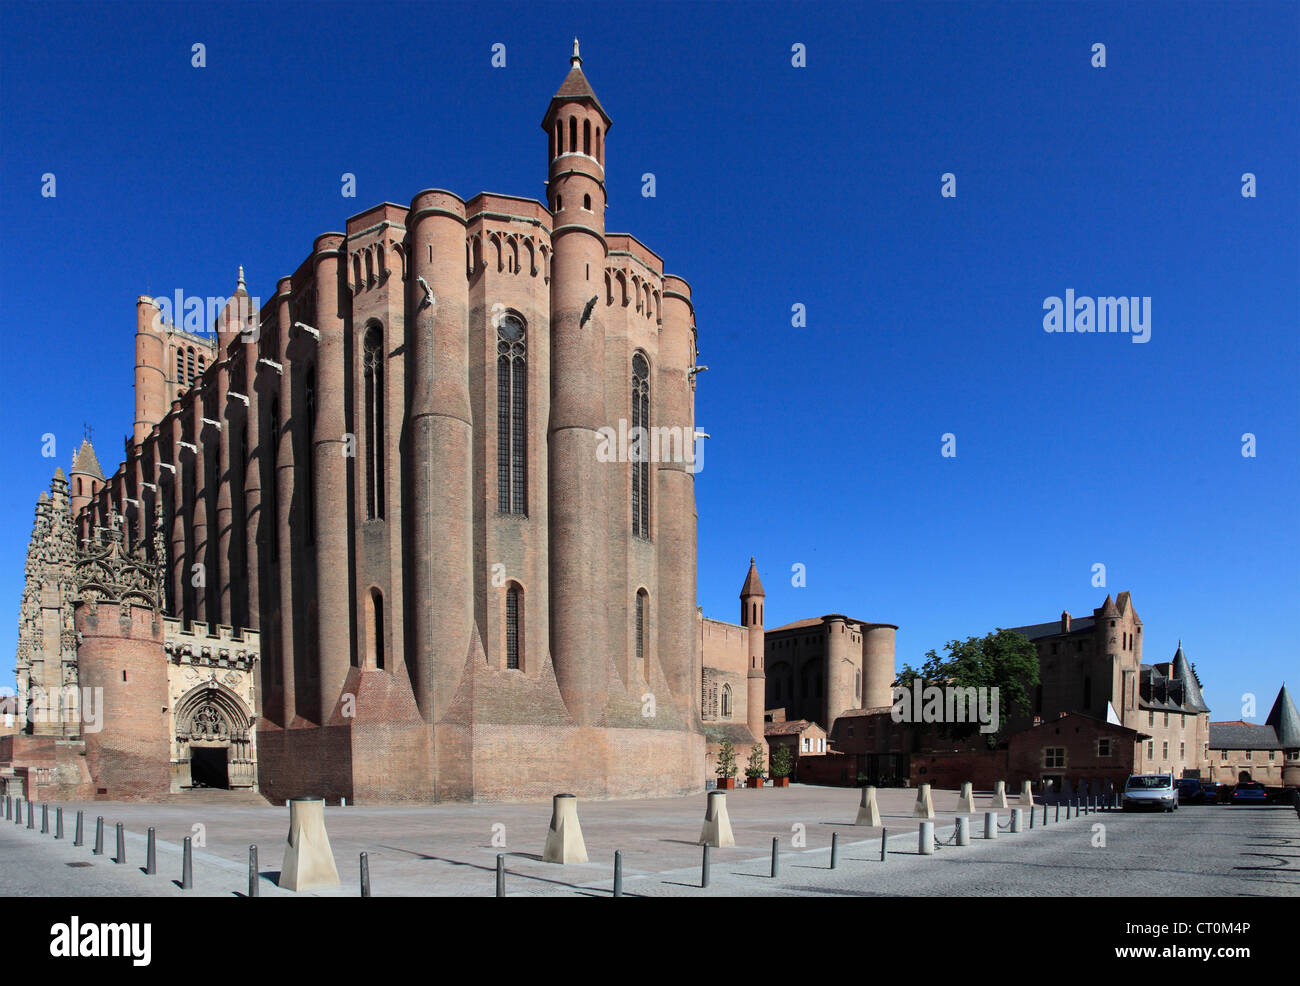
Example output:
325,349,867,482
571,37,582,67
237,265,246,289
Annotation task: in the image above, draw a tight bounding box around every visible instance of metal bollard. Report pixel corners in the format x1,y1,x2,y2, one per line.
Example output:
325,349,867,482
1065,801,1072,820
4,796,9,820
27,804,34,830
360,852,370,898
984,811,997,839
770,837,779,878
13,799,20,826
181,836,193,890
956,815,970,846
919,820,934,855
115,822,125,864
1011,808,1023,833
92,816,104,854
1029,803,1035,828
495,853,505,897
42,803,49,834
74,810,84,846
830,831,839,869
880,827,888,861
1055,802,1061,822
247,845,257,896
146,828,157,875
613,850,623,897
701,844,710,888
55,807,64,840
1043,803,1048,826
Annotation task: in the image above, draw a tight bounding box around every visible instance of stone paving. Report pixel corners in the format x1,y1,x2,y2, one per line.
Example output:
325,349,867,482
0,785,1294,897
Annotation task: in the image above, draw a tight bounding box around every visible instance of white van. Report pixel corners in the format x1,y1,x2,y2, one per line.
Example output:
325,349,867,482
1122,773,1178,812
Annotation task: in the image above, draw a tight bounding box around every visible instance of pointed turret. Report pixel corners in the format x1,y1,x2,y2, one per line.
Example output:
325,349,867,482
71,437,104,481
1099,594,1119,617
1171,641,1210,713
1265,684,1300,749
741,557,765,601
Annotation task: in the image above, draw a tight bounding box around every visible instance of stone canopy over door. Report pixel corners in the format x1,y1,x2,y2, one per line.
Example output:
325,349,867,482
171,682,257,792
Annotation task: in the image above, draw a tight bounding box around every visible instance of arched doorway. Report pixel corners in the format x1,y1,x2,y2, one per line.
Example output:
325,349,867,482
174,683,257,791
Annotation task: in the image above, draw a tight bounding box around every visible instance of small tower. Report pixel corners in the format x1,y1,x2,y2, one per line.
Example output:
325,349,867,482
740,558,766,748
69,436,105,544
1264,684,1300,789
544,40,614,725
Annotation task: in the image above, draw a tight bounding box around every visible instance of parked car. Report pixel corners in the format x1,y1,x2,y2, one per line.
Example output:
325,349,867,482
1123,773,1178,812
1199,781,1223,803
1230,780,1269,806
1176,778,1205,803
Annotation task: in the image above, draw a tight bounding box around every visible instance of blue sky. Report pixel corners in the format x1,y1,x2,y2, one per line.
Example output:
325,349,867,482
1,1,1295,721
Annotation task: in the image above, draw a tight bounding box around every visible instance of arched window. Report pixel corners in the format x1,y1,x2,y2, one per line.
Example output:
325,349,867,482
721,684,732,718
569,116,577,154
635,588,648,676
175,348,183,386
596,126,601,162
583,194,591,211
631,352,650,539
506,583,522,670
363,323,385,519
186,347,196,385
496,315,527,514
583,119,591,155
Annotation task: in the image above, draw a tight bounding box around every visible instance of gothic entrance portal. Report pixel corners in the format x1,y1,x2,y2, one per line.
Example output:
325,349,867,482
173,682,257,792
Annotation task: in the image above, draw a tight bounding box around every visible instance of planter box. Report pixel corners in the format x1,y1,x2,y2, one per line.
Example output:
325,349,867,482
745,777,764,788
716,777,736,789
771,777,790,788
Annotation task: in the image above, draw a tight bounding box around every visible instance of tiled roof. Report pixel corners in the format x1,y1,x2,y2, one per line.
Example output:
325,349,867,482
1005,616,1096,640
1209,722,1282,751
765,719,813,737
1171,643,1210,713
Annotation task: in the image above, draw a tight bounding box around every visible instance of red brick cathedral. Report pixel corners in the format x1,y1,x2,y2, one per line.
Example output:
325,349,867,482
12,43,715,802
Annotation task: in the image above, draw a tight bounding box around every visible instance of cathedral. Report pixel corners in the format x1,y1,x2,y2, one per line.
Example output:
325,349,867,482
9,44,732,803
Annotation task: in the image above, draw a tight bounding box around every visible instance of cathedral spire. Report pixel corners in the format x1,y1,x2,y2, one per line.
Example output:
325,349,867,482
571,37,582,67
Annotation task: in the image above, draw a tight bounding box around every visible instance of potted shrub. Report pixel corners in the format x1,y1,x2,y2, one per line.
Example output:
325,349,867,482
744,744,766,788
715,740,738,789
770,744,793,787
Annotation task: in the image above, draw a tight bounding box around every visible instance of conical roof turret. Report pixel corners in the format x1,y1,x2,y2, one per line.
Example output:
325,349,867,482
740,557,765,598
1265,684,1300,748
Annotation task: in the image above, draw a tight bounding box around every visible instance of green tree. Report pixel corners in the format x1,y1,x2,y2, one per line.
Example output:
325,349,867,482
715,740,738,779
770,743,794,779
896,628,1039,747
744,743,766,779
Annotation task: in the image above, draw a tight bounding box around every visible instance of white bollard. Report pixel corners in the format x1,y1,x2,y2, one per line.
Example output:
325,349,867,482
913,783,935,819
919,821,934,855
993,780,1008,808
1011,807,1023,833
957,781,977,813
543,793,589,863
855,785,882,826
1020,779,1035,806
984,811,998,839
699,790,736,848
278,797,341,891
956,815,970,846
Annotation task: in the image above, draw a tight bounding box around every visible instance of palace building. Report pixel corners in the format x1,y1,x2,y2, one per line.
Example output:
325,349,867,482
7,44,730,803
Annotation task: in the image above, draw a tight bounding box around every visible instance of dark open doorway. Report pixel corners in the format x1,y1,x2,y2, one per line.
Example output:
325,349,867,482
190,747,230,789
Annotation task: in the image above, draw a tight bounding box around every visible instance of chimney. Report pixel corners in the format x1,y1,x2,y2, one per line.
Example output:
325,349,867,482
1061,610,1071,633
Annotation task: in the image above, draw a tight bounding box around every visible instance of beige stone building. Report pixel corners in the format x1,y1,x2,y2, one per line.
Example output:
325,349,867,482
1208,685,1300,788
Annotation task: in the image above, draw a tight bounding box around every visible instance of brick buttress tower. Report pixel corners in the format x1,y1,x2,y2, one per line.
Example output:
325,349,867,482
544,40,612,725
